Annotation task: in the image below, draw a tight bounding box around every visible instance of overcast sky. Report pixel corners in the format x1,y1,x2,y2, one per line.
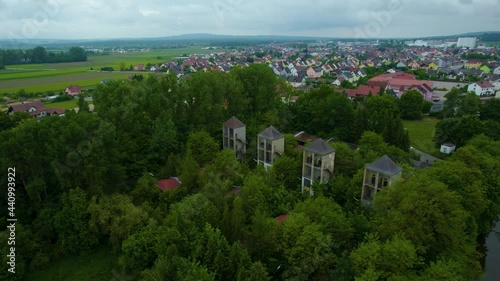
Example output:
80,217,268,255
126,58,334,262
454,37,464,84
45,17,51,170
1,0,499,39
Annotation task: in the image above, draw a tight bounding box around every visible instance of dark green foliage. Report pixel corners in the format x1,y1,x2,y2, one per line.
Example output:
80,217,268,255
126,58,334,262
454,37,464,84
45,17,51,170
0,46,87,65
399,90,424,120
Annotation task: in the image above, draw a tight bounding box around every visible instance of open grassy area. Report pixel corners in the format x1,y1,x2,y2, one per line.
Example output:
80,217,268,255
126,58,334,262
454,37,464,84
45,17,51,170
25,245,120,281
0,46,212,94
0,73,132,94
43,99,80,110
403,117,440,155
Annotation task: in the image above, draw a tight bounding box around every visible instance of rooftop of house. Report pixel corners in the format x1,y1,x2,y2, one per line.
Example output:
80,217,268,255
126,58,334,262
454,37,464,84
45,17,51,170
156,177,182,191
304,138,335,155
366,155,402,176
224,116,245,129
258,125,284,140
276,214,289,225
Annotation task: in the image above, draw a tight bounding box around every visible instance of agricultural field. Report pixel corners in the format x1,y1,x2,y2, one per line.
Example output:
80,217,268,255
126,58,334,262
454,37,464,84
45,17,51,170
0,46,212,94
403,117,440,155
43,99,80,110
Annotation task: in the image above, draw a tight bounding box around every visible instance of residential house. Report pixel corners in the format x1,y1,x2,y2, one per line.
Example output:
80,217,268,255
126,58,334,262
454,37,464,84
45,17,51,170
222,116,246,160
396,61,407,68
494,66,500,75
368,72,434,101
306,66,323,78
440,143,456,154
301,139,335,196
65,85,82,97
428,62,439,70
344,85,382,99
257,126,285,170
134,64,145,71
150,66,158,72
156,177,182,191
361,155,402,204
468,81,495,96
288,75,306,88
8,100,64,118
465,60,482,69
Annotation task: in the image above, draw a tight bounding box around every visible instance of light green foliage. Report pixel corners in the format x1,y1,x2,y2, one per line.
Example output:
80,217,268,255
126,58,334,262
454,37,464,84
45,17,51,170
351,234,421,281
186,131,220,166
88,194,149,251
372,174,476,268
293,197,353,251
279,213,334,280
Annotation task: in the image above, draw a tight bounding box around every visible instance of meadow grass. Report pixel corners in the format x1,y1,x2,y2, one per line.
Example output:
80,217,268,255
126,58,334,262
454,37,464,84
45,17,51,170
25,245,120,281
43,99,80,110
403,117,440,155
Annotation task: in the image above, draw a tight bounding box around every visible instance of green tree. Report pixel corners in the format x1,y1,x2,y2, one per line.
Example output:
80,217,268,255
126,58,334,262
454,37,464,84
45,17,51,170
480,98,500,122
77,94,90,112
279,213,334,280
88,194,149,251
53,188,99,254
399,90,424,120
31,46,47,63
186,131,219,166
372,174,478,272
350,234,422,281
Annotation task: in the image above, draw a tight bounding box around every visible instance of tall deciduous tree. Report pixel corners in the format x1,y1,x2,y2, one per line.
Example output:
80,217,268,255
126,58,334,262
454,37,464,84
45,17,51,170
399,90,424,120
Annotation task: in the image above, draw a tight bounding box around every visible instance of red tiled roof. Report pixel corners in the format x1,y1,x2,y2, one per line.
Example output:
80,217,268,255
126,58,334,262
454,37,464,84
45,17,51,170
477,81,494,88
10,100,45,112
156,178,182,191
276,214,289,225
48,108,65,115
224,116,245,129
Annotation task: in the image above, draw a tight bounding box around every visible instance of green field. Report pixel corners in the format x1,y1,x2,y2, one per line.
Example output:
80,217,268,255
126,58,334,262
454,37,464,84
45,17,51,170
44,99,80,110
25,245,120,281
403,117,440,154
0,46,212,94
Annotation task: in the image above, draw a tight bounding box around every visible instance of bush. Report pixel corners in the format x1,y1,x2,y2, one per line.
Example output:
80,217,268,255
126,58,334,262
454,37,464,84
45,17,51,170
52,95,73,103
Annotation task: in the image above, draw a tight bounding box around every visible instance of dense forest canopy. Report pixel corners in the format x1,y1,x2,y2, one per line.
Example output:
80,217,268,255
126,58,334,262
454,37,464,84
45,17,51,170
0,46,87,65
1,65,499,280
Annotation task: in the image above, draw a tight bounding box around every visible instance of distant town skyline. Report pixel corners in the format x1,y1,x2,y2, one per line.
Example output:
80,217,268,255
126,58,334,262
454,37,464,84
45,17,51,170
1,0,499,40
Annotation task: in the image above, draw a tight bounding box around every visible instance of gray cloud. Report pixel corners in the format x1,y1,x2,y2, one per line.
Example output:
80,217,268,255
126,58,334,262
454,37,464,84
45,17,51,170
0,0,498,39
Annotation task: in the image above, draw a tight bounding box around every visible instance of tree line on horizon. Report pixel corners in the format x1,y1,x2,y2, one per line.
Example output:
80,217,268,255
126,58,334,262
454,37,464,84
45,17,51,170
0,46,87,65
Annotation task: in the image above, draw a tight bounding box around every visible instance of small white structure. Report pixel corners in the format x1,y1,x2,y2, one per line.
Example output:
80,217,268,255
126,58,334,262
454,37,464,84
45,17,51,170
440,143,456,154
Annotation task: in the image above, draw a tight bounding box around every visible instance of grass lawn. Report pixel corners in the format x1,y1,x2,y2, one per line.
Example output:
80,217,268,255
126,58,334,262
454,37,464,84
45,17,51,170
403,117,440,155
25,245,121,281
43,99,80,110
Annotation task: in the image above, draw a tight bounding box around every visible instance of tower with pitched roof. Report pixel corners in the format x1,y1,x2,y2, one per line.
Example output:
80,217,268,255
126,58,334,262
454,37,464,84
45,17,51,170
301,138,335,195
257,126,284,169
222,116,246,160
361,155,402,204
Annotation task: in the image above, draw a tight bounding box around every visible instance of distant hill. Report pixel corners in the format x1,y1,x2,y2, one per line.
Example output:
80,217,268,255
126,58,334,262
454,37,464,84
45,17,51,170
1,31,499,49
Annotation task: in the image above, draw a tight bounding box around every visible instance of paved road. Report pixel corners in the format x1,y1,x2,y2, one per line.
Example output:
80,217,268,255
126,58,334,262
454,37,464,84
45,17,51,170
412,147,441,165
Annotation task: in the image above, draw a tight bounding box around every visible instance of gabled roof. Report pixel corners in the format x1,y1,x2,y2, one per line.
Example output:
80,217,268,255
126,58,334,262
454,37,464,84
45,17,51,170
156,177,182,191
305,138,335,155
224,116,245,129
366,155,402,176
258,125,284,140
